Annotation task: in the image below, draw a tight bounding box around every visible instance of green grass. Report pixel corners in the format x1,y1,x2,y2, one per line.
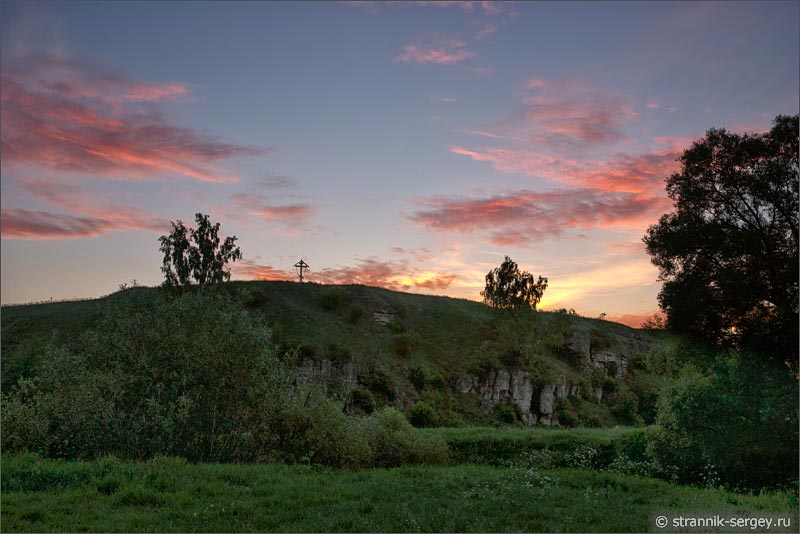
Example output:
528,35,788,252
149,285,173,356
3,454,796,532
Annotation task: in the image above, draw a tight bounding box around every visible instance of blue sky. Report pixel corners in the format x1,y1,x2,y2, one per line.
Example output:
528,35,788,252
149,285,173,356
2,1,798,325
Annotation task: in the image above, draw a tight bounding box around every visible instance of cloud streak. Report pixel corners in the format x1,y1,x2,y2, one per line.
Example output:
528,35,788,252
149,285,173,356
230,193,315,223
394,36,476,65
521,79,638,145
409,188,667,246
1,178,169,240
1,54,265,183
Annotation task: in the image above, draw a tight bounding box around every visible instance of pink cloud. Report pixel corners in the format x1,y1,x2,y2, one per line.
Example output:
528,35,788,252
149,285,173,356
2,209,117,240
475,25,496,39
1,178,169,240
450,144,682,194
520,79,638,145
230,193,315,223
394,36,476,65
1,54,265,183
235,259,296,281
409,188,668,245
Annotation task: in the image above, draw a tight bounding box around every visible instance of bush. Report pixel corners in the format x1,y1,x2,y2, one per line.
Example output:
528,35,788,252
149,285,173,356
606,382,642,426
1,291,286,463
325,343,352,364
556,397,614,428
346,387,376,415
390,332,419,358
262,386,371,468
319,287,351,311
493,401,522,425
360,370,395,402
649,351,799,490
363,408,449,467
348,303,366,324
408,401,440,428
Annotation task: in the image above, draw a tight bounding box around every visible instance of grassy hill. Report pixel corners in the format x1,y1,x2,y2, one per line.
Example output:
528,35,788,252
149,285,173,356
1,281,660,427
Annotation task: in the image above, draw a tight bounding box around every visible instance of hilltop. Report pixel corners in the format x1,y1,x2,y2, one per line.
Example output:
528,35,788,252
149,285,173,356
1,281,662,428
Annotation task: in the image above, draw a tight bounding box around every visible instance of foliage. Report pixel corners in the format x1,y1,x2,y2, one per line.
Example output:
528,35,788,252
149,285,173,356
643,115,799,367
345,387,376,415
319,286,351,311
408,401,441,428
261,384,371,468
481,256,548,311
492,401,523,425
1,292,282,462
648,350,799,490
158,213,242,290
363,408,449,467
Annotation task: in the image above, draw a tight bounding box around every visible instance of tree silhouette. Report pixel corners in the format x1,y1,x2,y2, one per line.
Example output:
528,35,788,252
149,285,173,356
644,115,798,367
159,213,242,290
482,256,548,356
481,256,548,310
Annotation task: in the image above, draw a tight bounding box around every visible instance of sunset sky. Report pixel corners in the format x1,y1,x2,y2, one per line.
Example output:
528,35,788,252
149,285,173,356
2,1,798,325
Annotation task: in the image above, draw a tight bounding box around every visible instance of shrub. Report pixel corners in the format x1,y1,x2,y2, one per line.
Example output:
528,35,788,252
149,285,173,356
499,349,525,368
346,387,376,415
1,291,285,463
408,401,440,428
319,287,351,311
349,303,366,324
605,382,642,426
390,332,419,358
263,386,371,468
493,400,522,425
360,370,395,402
325,343,352,364
363,407,449,467
441,409,465,428
649,351,799,490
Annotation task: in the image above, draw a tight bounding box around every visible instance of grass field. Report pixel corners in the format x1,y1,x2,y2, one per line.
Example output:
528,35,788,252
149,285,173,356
3,454,796,532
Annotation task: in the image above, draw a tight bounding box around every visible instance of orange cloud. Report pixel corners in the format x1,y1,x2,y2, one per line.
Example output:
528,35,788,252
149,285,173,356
235,259,295,281
450,144,682,194
1,178,168,240
520,79,638,144
1,54,265,182
238,257,457,292
394,36,476,65
410,188,667,245
230,193,315,223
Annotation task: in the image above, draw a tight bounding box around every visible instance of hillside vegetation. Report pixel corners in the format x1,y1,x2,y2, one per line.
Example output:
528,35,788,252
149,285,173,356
2,282,796,492
2,281,658,429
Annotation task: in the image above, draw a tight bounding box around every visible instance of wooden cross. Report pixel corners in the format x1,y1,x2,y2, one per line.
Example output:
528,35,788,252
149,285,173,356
294,259,309,283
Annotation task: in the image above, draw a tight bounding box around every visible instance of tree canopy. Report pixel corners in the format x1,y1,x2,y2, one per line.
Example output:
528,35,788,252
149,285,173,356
481,256,548,311
159,213,242,290
643,115,798,367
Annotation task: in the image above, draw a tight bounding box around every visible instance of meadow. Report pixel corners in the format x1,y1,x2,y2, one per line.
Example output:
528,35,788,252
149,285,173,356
3,453,797,533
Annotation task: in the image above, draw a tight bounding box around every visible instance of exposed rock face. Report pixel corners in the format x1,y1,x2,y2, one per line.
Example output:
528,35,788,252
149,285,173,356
297,325,649,426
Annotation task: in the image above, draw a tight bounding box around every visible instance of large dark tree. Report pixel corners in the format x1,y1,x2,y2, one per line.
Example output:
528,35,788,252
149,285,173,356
159,213,242,290
644,115,799,367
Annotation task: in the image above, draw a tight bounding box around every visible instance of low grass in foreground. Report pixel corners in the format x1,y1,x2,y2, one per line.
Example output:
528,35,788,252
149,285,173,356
3,454,796,532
